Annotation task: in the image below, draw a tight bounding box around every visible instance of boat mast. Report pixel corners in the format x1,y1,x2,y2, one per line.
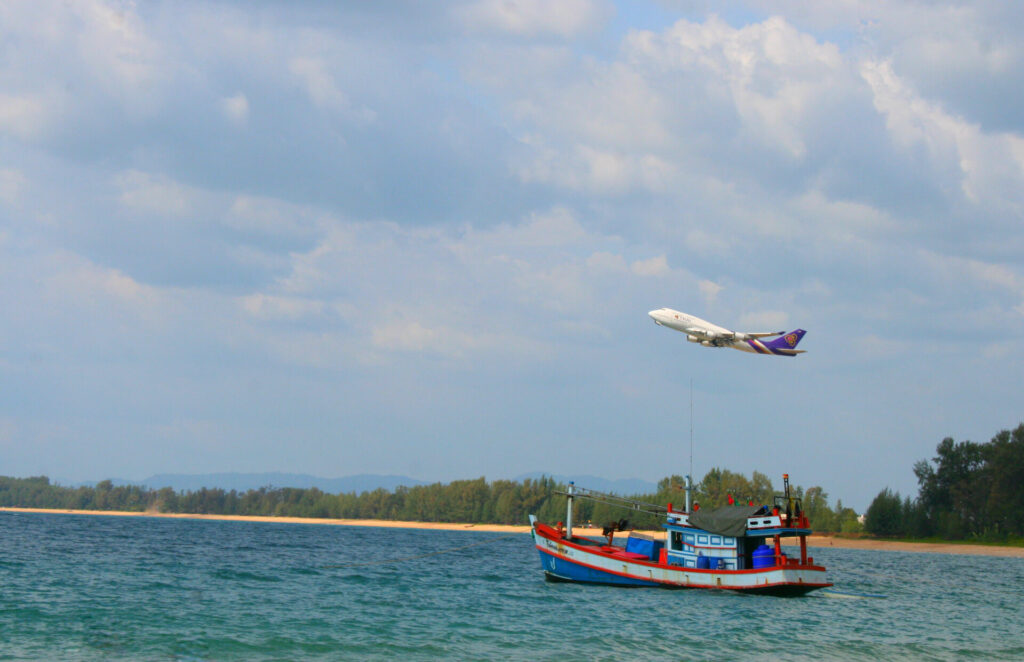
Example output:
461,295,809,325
688,378,694,513
565,481,574,539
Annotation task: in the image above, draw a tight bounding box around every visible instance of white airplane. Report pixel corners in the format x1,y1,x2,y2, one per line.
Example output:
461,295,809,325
648,308,806,356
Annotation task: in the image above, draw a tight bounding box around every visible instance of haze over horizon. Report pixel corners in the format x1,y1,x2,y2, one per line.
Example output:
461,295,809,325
2,1,1022,512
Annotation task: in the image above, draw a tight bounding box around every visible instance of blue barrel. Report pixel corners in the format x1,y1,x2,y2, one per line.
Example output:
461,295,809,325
696,555,711,569
752,545,774,569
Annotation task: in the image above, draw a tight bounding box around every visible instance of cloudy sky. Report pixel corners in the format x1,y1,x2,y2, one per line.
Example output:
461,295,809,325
2,0,1021,510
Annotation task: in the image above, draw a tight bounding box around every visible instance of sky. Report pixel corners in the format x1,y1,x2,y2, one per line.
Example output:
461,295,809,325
1,0,1022,511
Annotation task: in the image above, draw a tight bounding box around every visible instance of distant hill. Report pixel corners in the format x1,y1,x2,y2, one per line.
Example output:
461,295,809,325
135,473,429,494
513,472,657,496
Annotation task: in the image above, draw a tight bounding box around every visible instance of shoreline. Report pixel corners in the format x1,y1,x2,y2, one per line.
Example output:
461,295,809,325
3,507,1022,558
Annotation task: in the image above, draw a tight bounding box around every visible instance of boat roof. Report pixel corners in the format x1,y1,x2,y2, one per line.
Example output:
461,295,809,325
687,505,762,537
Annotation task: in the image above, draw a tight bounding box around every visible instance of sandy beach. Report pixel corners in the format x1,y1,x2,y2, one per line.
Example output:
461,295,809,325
3,507,1022,558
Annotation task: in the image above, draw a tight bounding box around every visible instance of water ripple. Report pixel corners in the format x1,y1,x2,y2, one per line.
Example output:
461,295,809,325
2,512,1023,660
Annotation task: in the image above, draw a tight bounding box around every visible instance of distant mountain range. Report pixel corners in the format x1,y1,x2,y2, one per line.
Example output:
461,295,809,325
68,472,657,496
135,473,429,494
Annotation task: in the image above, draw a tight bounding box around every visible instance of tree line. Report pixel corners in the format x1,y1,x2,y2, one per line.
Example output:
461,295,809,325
0,469,859,532
864,423,1024,541
0,476,567,525
565,469,860,533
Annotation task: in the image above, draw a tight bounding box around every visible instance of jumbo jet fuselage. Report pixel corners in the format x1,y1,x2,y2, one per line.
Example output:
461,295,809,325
648,308,806,356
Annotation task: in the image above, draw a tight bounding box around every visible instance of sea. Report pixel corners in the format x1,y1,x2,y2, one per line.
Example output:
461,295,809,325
2,512,1023,661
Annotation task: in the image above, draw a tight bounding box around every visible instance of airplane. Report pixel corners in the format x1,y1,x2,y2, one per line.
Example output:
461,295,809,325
648,308,806,356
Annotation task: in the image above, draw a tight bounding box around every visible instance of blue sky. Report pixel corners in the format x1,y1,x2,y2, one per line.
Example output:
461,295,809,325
1,1,1022,510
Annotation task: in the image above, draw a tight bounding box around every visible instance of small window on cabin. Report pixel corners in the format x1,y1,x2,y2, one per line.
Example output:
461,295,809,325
671,531,683,551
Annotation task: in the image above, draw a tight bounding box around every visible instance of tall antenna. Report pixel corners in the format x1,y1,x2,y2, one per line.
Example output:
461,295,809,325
689,377,693,481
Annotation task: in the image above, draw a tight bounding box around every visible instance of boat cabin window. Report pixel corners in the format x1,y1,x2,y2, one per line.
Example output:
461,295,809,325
670,531,683,551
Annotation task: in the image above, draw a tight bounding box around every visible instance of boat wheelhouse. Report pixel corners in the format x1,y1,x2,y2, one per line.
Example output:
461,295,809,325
529,474,831,596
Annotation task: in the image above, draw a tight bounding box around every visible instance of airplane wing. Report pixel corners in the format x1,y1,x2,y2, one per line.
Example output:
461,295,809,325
684,327,732,340
742,331,786,339
685,327,786,341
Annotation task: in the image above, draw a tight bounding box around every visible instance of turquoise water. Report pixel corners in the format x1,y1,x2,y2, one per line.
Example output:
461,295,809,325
2,512,1023,660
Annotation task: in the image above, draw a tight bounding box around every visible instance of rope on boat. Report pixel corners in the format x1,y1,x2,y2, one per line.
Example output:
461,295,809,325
320,532,523,569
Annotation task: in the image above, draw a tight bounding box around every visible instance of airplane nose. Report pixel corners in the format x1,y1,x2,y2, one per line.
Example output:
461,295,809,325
648,310,660,322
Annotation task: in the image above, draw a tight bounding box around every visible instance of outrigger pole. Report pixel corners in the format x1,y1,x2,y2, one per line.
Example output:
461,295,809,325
554,483,669,529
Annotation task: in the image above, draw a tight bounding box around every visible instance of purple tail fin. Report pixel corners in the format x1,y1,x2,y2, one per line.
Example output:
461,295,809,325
765,329,806,354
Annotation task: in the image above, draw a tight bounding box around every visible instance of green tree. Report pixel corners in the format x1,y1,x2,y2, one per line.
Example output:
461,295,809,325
865,488,904,537
984,424,1024,537
802,486,836,532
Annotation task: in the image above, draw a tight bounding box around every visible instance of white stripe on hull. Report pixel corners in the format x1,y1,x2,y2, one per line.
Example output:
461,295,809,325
534,531,828,590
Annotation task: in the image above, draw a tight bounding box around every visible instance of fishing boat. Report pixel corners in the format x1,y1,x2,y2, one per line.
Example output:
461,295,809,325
529,474,831,596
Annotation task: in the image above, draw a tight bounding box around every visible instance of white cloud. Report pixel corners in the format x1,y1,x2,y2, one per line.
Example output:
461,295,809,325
631,255,670,277
74,0,159,91
792,191,896,240
698,279,723,302
226,195,321,238
0,169,28,205
508,206,588,247
0,93,53,140
918,250,1024,299
503,14,857,197
684,229,732,256
368,318,549,362
371,321,443,354
1,1,163,115
862,59,1024,210
289,57,376,123
586,251,628,273
457,0,610,38
115,170,192,217
41,252,161,315
221,93,249,125
517,143,676,194
240,293,325,321
737,310,789,330
453,206,589,256
624,15,846,157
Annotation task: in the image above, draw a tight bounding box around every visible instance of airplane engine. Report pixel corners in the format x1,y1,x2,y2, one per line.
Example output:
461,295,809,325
701,340,713,347
686,335,700,343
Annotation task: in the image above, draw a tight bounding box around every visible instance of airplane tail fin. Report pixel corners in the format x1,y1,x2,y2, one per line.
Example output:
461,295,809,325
763,329,806,355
